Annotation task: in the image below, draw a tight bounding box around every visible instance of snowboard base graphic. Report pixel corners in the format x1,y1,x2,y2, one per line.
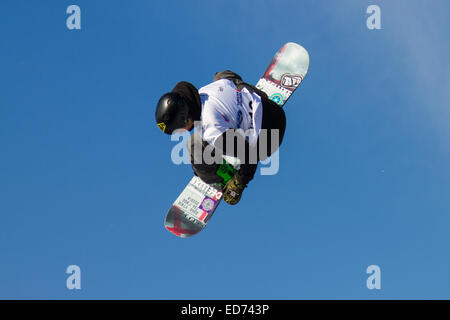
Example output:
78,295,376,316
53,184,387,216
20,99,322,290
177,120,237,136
164,42,310,238
256,42,310,107
164,176,224,238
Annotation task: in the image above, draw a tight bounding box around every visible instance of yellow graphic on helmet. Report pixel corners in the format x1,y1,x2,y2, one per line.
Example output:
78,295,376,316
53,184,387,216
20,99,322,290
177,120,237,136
157,122,166,132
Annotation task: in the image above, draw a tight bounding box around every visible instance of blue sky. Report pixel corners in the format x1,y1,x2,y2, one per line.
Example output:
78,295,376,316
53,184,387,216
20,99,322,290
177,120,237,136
1,0,449,299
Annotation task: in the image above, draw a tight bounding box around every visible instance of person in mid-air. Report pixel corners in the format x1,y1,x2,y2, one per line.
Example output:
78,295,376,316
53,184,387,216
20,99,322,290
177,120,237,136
155,70,286,205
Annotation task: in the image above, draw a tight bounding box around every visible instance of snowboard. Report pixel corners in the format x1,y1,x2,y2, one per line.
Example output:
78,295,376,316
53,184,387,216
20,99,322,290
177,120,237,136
164,42,310,238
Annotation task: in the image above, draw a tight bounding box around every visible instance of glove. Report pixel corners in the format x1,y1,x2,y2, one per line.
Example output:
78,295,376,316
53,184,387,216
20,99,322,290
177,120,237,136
223,175,247,205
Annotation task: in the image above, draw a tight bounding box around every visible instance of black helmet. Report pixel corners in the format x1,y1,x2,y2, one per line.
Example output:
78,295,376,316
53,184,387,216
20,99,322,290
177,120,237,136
155,92,189,134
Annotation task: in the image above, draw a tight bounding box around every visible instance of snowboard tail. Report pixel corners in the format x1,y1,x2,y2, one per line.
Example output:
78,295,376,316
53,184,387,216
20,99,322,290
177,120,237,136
164,160,236,238
256,42,309,107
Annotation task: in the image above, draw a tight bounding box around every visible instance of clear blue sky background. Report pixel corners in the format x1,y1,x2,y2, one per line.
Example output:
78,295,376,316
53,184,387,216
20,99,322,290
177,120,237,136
1,0,449,299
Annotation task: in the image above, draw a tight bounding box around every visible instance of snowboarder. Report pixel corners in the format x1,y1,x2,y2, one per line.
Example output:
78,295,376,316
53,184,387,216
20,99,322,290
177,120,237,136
155,70,286,205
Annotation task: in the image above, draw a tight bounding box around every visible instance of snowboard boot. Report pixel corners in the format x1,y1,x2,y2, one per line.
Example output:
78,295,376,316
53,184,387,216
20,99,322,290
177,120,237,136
223,176,247,205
